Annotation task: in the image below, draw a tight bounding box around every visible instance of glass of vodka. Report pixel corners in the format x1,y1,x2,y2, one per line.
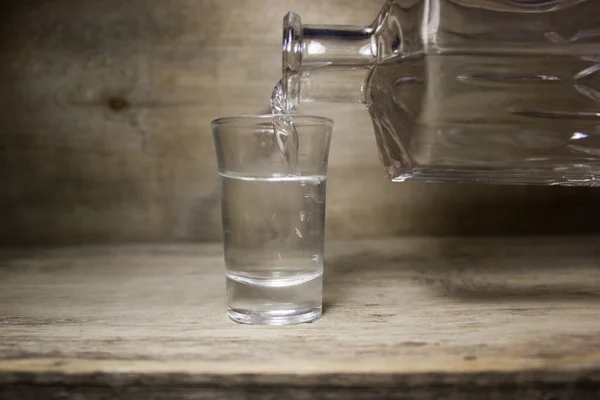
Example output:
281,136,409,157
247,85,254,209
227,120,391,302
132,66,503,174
212,115,333,325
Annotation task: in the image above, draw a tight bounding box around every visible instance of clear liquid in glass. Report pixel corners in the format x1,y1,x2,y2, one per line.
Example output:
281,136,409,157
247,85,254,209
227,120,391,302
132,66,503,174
220,172,325,325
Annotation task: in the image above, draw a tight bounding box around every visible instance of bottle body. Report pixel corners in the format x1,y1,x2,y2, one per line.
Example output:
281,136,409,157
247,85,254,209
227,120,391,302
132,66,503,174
368,0,600,185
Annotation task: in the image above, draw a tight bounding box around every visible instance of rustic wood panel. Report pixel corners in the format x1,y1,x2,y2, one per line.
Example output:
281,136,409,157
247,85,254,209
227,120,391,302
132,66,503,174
1,0,600,245
1,238,600,398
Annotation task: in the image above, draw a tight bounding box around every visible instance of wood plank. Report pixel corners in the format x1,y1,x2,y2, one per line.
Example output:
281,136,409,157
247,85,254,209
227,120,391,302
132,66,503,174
1,238,600,398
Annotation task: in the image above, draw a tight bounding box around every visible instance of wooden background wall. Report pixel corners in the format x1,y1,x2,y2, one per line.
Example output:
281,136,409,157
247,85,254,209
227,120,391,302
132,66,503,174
1,0,599,245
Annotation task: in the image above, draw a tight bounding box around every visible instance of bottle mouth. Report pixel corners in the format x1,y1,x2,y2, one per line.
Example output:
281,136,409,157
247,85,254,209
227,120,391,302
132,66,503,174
282,11,303,75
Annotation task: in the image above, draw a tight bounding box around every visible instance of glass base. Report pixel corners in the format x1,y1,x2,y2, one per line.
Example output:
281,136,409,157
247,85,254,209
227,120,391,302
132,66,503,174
228,307,322,325
226,271,323,326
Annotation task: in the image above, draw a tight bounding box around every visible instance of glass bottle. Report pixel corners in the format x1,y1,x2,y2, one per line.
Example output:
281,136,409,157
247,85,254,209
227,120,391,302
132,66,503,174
280,0,600,186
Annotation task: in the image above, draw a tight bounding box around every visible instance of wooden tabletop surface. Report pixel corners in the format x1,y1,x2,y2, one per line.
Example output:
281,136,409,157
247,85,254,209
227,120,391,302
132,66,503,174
1,237,600,399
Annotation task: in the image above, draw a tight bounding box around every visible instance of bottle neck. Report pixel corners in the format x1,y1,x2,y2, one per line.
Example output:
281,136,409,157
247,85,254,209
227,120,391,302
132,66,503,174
282,12,374,106
297,67,369,104
283,12,376,73
300,25,375,67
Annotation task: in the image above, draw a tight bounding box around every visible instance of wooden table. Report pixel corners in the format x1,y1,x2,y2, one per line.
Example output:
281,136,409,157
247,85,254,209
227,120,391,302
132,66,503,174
1,238,600,399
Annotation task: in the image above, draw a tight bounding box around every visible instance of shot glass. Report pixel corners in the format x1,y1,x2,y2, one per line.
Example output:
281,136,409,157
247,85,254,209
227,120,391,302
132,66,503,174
212,115,333,325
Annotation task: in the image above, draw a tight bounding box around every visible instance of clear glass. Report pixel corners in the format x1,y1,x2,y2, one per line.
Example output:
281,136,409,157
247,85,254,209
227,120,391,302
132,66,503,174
280,0,600,186
212,115,333,325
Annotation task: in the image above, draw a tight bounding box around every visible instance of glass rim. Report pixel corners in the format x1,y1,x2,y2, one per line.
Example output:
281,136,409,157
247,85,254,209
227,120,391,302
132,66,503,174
211,114,334,128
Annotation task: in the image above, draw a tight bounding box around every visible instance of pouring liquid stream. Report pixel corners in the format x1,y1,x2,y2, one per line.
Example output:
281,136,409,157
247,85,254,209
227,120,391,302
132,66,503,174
271,79,300,175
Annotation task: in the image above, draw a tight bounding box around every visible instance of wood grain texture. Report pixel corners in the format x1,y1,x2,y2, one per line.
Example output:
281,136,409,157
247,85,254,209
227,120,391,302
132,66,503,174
1,238,600,398
2,0,600,245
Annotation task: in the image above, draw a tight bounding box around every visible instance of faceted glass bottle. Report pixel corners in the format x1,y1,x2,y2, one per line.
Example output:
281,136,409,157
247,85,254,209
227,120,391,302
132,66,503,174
282,0,600,186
